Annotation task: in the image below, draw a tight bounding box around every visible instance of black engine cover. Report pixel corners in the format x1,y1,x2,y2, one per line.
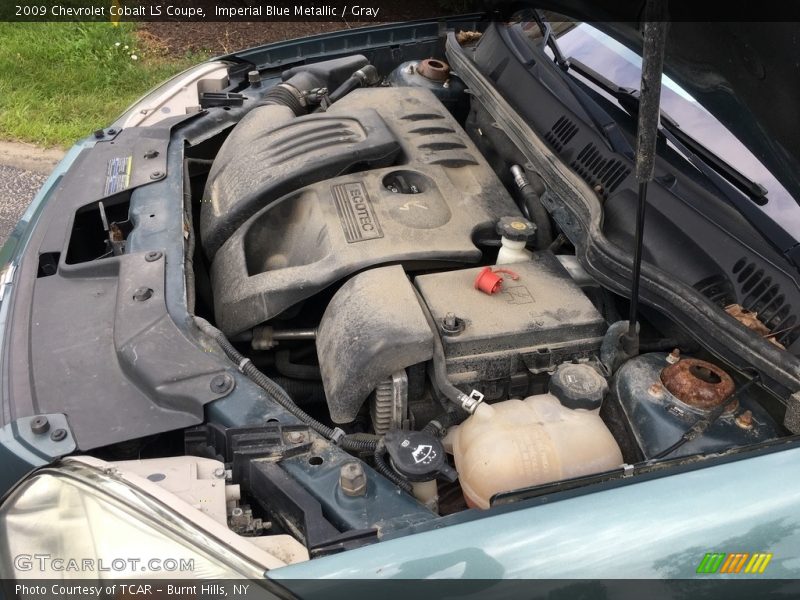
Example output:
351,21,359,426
208,87,522,335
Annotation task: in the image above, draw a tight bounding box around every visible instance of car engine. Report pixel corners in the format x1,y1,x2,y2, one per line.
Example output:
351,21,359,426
30,46,785,565
188,55,637,515
180,52,782,525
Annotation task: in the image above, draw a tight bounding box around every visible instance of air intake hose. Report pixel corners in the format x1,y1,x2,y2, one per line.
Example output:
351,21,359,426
194,317,377,453
255,54,374,115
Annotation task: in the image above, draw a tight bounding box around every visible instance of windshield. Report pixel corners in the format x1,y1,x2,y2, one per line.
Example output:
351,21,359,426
517,20,800,240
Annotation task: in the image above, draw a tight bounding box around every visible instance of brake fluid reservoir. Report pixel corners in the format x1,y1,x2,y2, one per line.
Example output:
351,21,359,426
451,394,623,509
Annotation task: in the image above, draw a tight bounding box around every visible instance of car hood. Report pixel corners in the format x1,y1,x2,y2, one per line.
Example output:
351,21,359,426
490,1,800,205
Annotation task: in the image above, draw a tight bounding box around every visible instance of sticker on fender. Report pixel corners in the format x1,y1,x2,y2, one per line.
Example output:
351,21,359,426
104,156,132,195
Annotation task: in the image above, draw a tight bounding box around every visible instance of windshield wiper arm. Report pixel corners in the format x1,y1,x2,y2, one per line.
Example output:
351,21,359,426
568,58,768,204
515,13,634,158
569,57,800,259
531,9,570,71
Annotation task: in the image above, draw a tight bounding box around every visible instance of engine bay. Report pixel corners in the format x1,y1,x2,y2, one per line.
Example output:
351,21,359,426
168,49,788,559
10,23,800,568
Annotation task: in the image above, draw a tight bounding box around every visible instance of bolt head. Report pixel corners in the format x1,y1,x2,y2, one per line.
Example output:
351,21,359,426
213,467,226,479
287,431,305,444
210,373,235,395
93,129,105,139
735,410,754,430
50,428,67,442
339,461,367,497
440,313,464,336
30,416,50,434
231,507,244,517
149,171,164,180
145,251,162,262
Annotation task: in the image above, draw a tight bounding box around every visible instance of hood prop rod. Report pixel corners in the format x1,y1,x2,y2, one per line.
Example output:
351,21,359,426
622,3,669,355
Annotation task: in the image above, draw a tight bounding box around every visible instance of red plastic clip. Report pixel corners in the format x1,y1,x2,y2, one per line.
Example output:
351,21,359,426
474,267,520,295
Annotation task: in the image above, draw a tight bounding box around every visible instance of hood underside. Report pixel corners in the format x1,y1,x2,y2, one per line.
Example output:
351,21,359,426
491,1,800,206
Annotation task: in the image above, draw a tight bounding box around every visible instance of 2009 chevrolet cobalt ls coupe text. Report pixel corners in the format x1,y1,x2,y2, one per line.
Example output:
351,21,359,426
3,3,800,583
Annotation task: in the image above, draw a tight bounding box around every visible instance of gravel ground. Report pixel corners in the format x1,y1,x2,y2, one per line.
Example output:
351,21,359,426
0,165,47,247
139,1,444,57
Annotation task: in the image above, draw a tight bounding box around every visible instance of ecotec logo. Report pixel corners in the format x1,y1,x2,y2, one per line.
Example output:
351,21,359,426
14,553,195,573
696,552,773,574
332,182,384,243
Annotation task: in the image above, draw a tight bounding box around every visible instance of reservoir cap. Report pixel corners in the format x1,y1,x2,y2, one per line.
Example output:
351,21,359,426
384,429,457,482
549,363,608,410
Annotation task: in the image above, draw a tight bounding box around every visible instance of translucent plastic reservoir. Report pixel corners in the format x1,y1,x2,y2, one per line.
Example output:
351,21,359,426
450,394,623,509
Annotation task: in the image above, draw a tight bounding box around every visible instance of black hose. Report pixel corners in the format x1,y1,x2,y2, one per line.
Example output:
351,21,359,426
275,350,322,380
374,440,413,492
510,165,552,249
519,186,553,249
328,65,379,103
259,84,306,116
271,377,325,400
194,317,377,453
411,288,470,413
422,411,466,437
638,338,684,353
328,75,361,104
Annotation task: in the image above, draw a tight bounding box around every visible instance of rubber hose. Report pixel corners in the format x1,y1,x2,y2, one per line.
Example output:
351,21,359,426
328,75,361,103
422,410,466,437
638,338,684,353
411,289,470,412
260,84,305,116
193,317,377,452
373,440,413,492
271,377,325,400
243,354,376,452
519,185,553,248
329,65,379,103
275,350,322,380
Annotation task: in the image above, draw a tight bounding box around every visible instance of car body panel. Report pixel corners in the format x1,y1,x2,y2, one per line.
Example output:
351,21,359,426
271,444,800,578
1,9,800,583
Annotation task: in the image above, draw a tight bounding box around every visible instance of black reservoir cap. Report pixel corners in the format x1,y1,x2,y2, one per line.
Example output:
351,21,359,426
549,363,608,410
384,429,457,482
496,216,537,242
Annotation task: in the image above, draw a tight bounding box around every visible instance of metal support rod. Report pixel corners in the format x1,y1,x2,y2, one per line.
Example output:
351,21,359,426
625,5,669,345
627,181,649,339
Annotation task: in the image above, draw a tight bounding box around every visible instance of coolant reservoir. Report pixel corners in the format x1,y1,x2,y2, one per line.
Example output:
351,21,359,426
451,394,623,509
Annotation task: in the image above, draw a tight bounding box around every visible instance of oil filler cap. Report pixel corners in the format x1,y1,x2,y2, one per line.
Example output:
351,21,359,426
549,363,608,410
384,430,457,482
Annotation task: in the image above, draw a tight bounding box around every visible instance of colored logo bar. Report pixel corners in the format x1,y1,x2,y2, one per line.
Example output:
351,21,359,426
696,552,772,574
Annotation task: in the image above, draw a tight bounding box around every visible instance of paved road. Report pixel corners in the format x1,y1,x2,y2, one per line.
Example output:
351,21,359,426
0,164,48,247
0,141,63,248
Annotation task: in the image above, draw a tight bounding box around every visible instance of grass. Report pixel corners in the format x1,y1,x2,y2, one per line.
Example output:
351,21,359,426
0,22,210,148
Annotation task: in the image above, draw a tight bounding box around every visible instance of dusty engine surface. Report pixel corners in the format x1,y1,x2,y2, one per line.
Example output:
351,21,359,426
415,254,607,399
205,86,523,335
315,254,608,425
